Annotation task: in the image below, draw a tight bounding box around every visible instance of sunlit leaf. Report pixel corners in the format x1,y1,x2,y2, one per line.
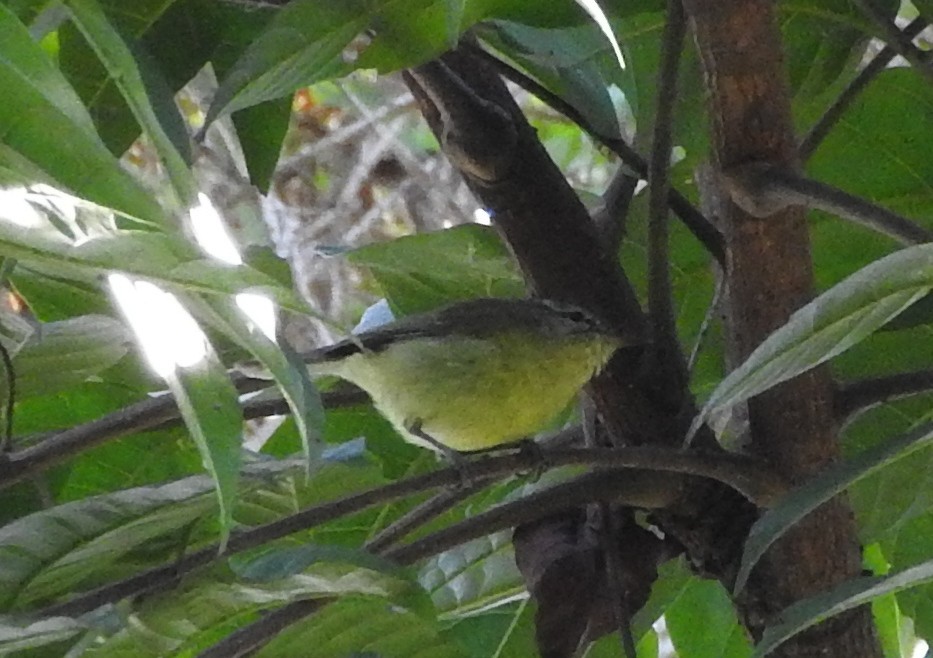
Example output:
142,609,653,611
0,5,165,223
64,0,195,209
166,356,242,547
0,220,307,313
188,294,324,467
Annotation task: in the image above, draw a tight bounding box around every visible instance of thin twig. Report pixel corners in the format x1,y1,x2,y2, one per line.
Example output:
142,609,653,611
723,162,933,245
800,17,929,160
460,41,726,265
364,477,493,553
835,369,933,422
0,380,368,491
0,341,13,453
197,598,326,658
599,504,637,658
853,0,933,85
200,470,670,657
647,0,688,386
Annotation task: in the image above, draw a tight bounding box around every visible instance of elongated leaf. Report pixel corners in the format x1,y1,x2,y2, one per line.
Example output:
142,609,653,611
690,244,933,441
230,544,402,582
0,219,307,313
258,596,466,658
348,224,523,315
0,616,84,653
754,562,933,657
735,420,933,595
0,5,165,223
166,356,242,548
13,315,131,398
65,0,195,209
205,0,371,126
0,472,218,610
574,0,624,69
421,530,522,616
479,21,622,139
666,578,752,658
188,294,324,466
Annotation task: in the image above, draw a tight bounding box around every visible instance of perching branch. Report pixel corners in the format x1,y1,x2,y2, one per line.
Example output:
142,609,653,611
721,161,933,245
199,470,670,658
800,16,929,160
460,40,726,266
835,369,933,422
853,0,933,86
38,444,784,619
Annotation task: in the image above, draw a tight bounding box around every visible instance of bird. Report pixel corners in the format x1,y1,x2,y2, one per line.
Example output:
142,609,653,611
304,297,627,455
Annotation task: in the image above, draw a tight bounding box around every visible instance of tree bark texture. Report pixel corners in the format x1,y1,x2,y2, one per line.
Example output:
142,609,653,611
682,0,880,655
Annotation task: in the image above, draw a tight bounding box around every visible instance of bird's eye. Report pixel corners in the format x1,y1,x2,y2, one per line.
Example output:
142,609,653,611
563,309,590,324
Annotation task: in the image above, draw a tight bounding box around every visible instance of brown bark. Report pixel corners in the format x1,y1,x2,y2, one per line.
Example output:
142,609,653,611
404,42,758,648
682,0,880,655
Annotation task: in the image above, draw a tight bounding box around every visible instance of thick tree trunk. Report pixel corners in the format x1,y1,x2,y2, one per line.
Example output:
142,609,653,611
682,1,881,655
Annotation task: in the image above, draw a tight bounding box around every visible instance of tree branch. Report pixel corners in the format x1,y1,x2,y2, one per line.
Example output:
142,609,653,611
853,0,933,86
722,161,933,245
647,0,689,393
37,444,783,619
835,369,933,422
460,40,726,266
197,598,326,658
800,17,929,161
199,470,670,658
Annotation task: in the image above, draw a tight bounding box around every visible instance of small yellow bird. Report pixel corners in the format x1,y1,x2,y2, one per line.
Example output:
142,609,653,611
306,297,626,454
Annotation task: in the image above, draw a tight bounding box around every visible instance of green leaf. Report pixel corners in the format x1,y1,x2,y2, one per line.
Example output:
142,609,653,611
0,617,85,654
666,578,752,658
348,224,524,315
479,21,623,139
188,294,325,467
864,544,917,658
166,356,243,548
735,421,933,595
257,596,467,658
805,68,933,266
0,5,165,223
230,544,403,582
232,97,292,193
691,244,933,440
781,0,886,103
13,315,131,398
64,0,195,209
0,472,219,610
0,220,307,313
421,530,522,617
205,0,371,126
754,563,933,658
444,599,537,657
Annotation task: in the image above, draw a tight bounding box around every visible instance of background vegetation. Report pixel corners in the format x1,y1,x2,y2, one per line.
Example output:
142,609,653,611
1,0,933,657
